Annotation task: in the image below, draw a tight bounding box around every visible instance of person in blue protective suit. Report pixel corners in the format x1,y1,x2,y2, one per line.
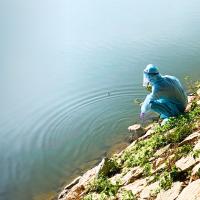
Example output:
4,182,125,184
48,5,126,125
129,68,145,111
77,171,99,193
140,64,188,125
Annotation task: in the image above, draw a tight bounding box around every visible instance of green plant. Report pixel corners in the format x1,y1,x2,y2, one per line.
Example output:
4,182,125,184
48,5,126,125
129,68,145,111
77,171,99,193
89,176,120,197
122,190,136,200
143,162,152,176
175,144,193,160
192,150,200,159
83,194,93,200
159,171,172,190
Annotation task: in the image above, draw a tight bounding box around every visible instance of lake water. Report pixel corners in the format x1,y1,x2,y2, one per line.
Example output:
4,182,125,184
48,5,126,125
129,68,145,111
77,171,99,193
1,0,200,199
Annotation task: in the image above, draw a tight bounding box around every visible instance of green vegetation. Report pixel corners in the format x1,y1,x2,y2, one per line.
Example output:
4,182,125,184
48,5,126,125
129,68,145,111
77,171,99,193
82,85,200,199
121,190,136,200
88,175,120,197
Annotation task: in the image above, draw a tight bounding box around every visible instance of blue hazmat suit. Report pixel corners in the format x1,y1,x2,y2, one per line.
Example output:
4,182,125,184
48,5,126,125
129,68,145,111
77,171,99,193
141,64,188,120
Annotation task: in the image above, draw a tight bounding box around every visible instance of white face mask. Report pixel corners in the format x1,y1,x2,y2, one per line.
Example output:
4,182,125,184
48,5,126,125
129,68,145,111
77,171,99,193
143,72,150,87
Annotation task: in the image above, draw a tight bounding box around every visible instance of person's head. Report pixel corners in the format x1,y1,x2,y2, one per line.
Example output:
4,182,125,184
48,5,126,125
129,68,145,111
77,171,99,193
143,64,161,87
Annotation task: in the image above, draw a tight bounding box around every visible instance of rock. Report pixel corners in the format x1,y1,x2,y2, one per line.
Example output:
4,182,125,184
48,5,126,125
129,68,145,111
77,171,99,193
138,129,155,141
179,131,200,146
153,162,166,174
197,100,200,106
64,176,81,190
121,166,143,185
194,138,200,150
62,184,85,200
188,95,196,103
128,124,145,141
176,179,200,200
190,162,200,181
109,173,122,184
154,144,171,157
120,178,147,195
156,182,183,200
185,96,196,112
197,88,200,96
96,157,119,177
175,154,200,171
140,181,160,199
79,166,99,186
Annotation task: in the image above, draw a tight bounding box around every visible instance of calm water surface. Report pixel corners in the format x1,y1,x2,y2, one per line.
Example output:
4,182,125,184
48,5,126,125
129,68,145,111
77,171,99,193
1,0,200,199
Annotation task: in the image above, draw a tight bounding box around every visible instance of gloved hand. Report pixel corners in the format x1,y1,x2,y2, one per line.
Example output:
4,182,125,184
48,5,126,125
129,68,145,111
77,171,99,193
140,112,145,120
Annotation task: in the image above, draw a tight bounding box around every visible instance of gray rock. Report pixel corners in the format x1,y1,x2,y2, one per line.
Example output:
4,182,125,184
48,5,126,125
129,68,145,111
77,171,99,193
190,162,200,182
176,179,200,200
179,131,200,146
96,157,119,177
121,166,143,185
156,182,183,200
120,178,147,195
128,124,145,141
197,89,200,96
140,181,160,199
154,144,171,157
64,176,81,190
175,154,200,171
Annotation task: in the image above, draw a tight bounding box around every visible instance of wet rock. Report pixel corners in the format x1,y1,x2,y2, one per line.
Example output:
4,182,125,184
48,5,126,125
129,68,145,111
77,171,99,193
61,184,85,200
156,182,183,200
128,124,145,141
176,179,200,200
138,129,155,141
140,181,160,199
64,176,81,190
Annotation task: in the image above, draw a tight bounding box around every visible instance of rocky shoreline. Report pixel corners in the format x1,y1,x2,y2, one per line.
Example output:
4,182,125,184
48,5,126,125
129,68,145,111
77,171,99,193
58,88,200,200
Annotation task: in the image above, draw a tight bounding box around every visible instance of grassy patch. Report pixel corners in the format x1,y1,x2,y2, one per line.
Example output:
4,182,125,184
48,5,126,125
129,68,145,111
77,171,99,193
88,175,120,197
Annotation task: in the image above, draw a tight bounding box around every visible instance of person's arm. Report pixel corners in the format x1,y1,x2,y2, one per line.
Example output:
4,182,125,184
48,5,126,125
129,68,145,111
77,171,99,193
140,86,158,119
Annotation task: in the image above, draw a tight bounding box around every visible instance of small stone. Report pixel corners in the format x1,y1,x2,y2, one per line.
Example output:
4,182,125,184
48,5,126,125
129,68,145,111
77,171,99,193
128,124,145,141
156,182,183,200
140,181,160,199
176,179,200,200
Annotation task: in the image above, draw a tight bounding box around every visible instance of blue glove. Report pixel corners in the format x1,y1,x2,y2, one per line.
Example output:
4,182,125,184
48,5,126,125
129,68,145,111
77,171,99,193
140,112,145,120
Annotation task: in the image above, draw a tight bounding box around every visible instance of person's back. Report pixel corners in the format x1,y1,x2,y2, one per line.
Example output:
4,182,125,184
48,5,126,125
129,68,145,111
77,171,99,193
154,75,188,112
141,64,188,124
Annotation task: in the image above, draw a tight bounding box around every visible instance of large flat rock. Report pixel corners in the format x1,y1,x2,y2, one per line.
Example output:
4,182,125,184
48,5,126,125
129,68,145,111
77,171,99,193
176,179,200,200
156,182,183,200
